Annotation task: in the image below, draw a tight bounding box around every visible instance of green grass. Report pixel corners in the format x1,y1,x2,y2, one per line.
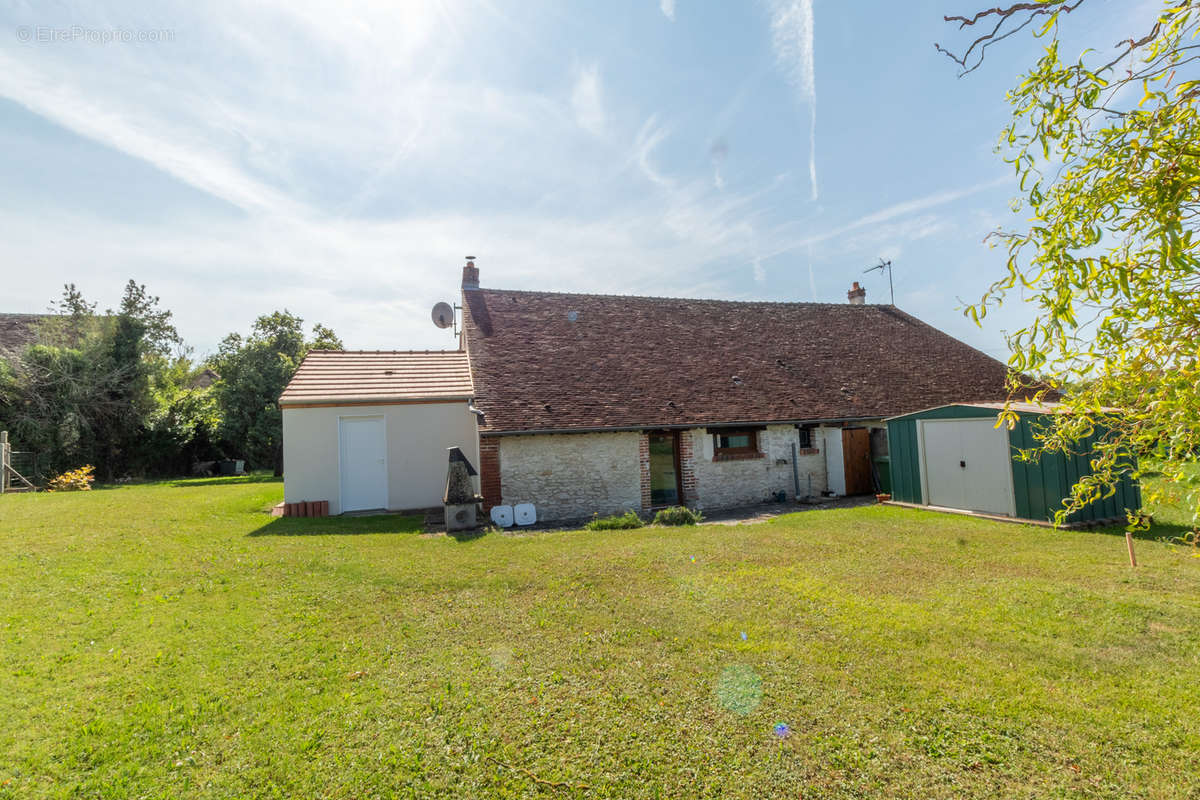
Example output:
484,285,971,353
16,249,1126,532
1,478,1198,799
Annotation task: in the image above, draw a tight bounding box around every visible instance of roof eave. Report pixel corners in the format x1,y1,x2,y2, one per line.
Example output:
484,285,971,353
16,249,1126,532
280,394,475,407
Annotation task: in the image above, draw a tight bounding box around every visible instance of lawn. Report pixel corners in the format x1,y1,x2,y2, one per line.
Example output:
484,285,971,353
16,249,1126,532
1,478,1198,799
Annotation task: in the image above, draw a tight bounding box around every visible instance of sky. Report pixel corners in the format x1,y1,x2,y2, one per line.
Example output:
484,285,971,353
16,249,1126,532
0,0,1152,360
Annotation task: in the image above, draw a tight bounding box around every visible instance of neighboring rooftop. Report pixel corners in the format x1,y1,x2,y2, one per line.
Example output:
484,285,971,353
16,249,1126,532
0,313,49,355
462,288,1017,434
279,350,473,406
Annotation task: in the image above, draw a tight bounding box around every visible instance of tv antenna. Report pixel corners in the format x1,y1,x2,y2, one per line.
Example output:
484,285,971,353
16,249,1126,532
864,258,894,305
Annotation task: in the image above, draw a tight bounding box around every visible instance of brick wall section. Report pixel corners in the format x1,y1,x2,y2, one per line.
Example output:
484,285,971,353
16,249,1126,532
638,433,652,511
478,437,502,511
678,431,696,505
689,424,828,510
499,432,642,523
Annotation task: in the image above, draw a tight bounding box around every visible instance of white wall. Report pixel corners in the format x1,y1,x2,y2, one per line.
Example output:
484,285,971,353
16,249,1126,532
690,424,825,509
283,401,479,514
498,432,642,523
822,427,846,495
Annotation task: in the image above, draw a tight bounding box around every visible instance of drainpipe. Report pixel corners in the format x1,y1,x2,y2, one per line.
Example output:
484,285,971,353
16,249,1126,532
791,441,801,500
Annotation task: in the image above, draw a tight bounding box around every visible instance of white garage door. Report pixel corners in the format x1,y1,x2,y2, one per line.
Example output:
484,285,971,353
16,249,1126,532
339,416,388,512
920,419,1013,515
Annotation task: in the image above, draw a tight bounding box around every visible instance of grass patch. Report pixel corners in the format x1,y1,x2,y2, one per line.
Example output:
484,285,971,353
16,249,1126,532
0,477,1198,798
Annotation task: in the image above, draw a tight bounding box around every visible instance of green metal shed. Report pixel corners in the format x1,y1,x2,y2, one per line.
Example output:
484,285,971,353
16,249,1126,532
886,403,1140,525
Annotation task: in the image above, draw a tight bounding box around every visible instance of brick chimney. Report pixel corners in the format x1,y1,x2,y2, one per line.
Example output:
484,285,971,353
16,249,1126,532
847,281,866,305
461,257,479,290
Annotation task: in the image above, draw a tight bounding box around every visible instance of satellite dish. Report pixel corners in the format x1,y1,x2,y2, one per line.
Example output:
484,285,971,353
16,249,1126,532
431,301,454,329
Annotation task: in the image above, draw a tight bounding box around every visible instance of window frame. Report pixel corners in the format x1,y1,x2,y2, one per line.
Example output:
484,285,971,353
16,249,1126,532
711,427,760,459
797,426,813,449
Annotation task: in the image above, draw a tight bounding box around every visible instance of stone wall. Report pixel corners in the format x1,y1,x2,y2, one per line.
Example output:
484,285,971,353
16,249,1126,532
688,424,828,510
493,423,840,522
498,431,642,523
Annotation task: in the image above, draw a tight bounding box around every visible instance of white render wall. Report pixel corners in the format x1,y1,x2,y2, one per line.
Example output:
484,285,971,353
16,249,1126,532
499,432,642,523
689,424,827,510
283,401,479,515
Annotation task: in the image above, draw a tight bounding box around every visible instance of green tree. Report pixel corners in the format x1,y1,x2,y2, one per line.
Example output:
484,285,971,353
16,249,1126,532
0,282,201,479
210,311,342,475
939,1,1200,530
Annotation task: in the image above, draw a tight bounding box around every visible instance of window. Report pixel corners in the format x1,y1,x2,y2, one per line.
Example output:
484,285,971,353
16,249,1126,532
797,427,813,449
712,428,759,459
870,427,889,457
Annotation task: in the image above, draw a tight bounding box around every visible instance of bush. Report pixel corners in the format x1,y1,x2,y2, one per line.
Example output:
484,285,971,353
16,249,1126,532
651,506,704,526
46,465,95,492
584,510,644,530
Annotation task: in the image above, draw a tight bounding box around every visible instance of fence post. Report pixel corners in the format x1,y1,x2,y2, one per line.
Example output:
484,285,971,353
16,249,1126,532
1,431,9,495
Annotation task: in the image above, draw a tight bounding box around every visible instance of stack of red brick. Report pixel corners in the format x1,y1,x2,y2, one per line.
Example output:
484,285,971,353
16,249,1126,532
283,500,329,517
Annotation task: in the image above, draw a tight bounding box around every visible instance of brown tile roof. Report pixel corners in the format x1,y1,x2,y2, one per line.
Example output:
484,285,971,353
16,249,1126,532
279,350,473,406
0,313,49,355
462,289,1016,434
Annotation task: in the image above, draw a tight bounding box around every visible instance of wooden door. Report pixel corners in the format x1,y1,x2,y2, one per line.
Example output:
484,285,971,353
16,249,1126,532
841,428,873,495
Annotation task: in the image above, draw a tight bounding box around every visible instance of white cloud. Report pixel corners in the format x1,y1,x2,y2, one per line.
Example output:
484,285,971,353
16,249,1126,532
660,0,676,21
570,63,606,136
767,0,817,200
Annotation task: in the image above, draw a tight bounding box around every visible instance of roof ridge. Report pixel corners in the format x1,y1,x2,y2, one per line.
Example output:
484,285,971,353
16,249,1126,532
476,287,892,309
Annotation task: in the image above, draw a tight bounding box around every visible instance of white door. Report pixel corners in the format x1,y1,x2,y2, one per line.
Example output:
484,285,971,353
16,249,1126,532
921,419,1013,515
339,416,388,512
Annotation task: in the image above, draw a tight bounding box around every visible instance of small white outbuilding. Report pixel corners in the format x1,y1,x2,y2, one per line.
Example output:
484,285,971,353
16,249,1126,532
279,350,479,515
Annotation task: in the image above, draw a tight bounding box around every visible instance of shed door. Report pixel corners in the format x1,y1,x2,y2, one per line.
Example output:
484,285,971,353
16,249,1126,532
921,419,1012,515
339,416,387,512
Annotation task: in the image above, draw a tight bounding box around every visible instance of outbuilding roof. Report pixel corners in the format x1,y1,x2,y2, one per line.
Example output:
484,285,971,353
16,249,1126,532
279,350,473,406
462,289,1018,434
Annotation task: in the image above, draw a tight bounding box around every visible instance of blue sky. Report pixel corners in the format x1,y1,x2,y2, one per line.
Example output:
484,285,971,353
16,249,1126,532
0,0,1147,358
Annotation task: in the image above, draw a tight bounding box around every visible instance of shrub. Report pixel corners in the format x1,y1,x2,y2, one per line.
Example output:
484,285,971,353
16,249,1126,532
46,465,95,492
651,506,704,526
584,510,644,530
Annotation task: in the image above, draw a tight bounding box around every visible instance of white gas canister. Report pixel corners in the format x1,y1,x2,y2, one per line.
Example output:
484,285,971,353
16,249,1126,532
513,503,537,526
489,505,514,528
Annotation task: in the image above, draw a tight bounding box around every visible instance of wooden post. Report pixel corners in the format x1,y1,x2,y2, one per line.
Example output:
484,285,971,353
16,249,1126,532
1125,531,1138,568
1,431,9,495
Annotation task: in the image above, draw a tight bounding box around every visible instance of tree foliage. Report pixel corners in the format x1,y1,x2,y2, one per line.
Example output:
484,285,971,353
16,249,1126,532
0,283,339,481
940,0,1200,530
0,281,194,478
209,311,342,475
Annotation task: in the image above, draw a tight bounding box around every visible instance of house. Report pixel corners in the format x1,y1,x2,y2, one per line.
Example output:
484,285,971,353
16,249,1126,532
279,350,478,515
281,260,1020,522
187,368,221,389
887,402,1140,525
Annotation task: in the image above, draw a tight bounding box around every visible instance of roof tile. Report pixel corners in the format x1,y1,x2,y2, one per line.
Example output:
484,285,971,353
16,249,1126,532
463,289,1016,433
279,350,473,405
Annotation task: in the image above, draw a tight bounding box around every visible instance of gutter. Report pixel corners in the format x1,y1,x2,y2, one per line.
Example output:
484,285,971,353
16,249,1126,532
478,415,888,437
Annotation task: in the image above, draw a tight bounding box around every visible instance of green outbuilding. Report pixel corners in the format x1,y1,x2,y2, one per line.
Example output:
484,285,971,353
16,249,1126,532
886,402,1140,525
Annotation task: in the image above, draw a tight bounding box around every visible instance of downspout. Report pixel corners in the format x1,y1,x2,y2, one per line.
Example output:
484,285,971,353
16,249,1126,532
791,441,801,501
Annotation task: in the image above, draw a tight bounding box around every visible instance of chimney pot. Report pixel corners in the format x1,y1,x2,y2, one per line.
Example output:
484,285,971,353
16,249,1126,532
847,281,866,305
462,257,480,290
